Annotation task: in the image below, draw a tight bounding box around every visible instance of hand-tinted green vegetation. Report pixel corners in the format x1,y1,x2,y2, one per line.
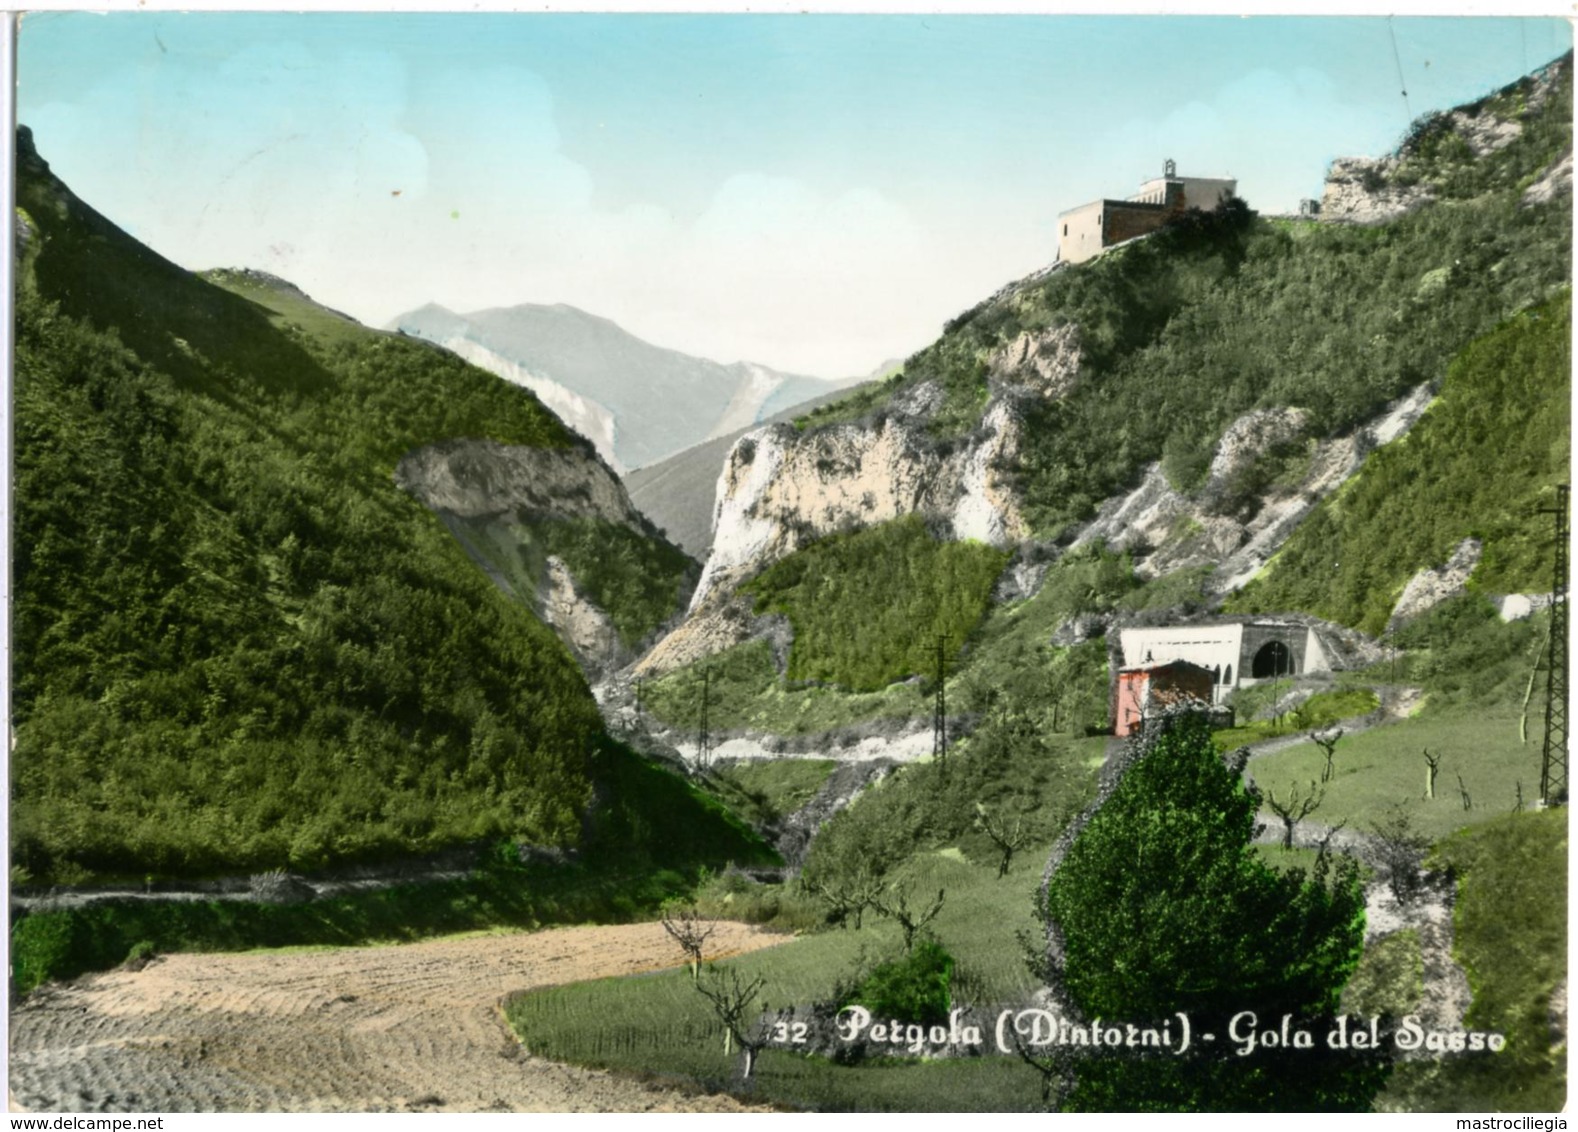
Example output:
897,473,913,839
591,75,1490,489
643,545,1124,740
541,517,697,647
951,545,1132,727
446,512,695,650
507,849,1064,1111
842,938,954,1026
641,639,931,736
793,371,904,431
1250,599,1550,840
1379,809,1566,1112
1389,593,1553,712
1042,714,1385,1110
709,759,838,829
688,865,825,935
1342,929,1424,1020
804,720,1104,887
742,516,1010,692
799,60,1570,541
13,286,602,881
11,740,775,993
9,131,734,885
1212,687,1381,748
1231,292,1571,633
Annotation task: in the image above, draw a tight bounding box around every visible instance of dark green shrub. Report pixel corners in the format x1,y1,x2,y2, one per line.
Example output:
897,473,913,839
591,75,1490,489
1040,712,1388,1110
844,938,955,1027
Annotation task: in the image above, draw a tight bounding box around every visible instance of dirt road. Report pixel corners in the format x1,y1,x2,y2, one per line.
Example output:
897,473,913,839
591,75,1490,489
9,921,787,1113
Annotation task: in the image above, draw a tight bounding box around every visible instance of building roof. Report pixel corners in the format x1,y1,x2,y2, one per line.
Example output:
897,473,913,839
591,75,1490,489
1117,659,1215,677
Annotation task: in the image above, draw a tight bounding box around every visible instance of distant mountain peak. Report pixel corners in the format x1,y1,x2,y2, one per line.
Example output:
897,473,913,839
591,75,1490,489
390,301,862,473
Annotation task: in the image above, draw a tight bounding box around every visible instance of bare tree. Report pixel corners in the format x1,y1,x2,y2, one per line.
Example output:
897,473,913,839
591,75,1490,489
801,867,885,930
977,804,1031,879
1423,748,1444,800
872,880,946,952
1314,819,1348,859
1006,1017,1074,1110
1264,780,1324,850
692,964,772,1081
1456,773,1473,812
660,903,717,982
1310,729,1344,784
1369,805,1431,905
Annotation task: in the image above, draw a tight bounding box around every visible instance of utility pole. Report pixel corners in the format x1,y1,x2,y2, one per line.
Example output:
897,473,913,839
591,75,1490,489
1539,484,1569,807
698,667,712,772
932,634,949,770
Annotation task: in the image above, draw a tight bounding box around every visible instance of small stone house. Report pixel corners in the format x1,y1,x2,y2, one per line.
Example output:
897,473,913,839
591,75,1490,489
1057,158,1238,265
1113,660,1216,738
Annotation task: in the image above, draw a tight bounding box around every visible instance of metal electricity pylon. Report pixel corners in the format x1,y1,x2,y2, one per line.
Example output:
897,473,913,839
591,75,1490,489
932,634,949,769
697,666,712,771
1539,485,1569,806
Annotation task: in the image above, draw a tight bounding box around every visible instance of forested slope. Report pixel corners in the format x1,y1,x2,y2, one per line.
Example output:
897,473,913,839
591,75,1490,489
11,127,761,884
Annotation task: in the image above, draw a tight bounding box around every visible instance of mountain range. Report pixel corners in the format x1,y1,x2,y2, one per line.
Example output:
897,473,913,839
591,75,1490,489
8,49,1573,1114
390,301,864,474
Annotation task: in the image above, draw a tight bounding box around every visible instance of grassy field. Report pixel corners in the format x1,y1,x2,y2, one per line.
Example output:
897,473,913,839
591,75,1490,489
709,759,839,828
1245,706,1542,841
11,856,698,996
1213,687,1382,750
507,848,1060,1111
642,640,932,736
1377,809,1567,1112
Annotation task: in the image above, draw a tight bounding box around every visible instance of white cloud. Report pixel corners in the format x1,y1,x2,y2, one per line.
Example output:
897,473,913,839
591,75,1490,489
28,40,992,376
1105,65,1401,212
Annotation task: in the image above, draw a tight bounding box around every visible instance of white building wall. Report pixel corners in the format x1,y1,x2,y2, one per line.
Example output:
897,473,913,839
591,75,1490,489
1057,199,1107,265
1301,627,1332,674
1118,625,1244,704
1132,175,1238,209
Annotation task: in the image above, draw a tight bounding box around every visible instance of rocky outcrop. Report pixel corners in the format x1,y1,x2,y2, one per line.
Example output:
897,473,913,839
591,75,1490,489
543,556,624,672
1523,150,1574,207
678,325,1082,618
395,437,640,527
1202,407,1310,501
1388,538,1483,629
1320,156,1435,225
987,323,1080,400
634,593,774,676
1494,593,1554,622
1447,106,1525,159
396,438,660,673
1074,382,1435,595
689,409,1029,614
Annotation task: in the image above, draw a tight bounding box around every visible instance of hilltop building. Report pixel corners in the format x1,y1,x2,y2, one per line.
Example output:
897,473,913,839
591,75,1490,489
1116,620,1334,708
1057,159,1238,265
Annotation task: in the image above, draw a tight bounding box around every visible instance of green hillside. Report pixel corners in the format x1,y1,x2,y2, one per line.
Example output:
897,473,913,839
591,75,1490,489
805,58,1572,541
1229,292,1570,633
11,128,752,885
744,515,1011,692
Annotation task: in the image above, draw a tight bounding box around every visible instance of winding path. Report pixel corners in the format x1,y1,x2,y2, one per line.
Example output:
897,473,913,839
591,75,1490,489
9,921,786,1113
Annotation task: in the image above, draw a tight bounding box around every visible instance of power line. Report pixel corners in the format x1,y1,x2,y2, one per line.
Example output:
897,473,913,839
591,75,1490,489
1387,17,1414,124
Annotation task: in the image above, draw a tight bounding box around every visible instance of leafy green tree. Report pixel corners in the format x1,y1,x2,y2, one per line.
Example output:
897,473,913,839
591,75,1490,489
1038,712,1387,1110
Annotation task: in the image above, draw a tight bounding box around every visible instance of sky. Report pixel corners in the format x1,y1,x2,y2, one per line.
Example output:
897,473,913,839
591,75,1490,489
16,11,1574,378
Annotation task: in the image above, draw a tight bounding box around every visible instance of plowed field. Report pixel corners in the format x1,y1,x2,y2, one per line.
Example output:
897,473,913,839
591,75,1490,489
9,921,785,1113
